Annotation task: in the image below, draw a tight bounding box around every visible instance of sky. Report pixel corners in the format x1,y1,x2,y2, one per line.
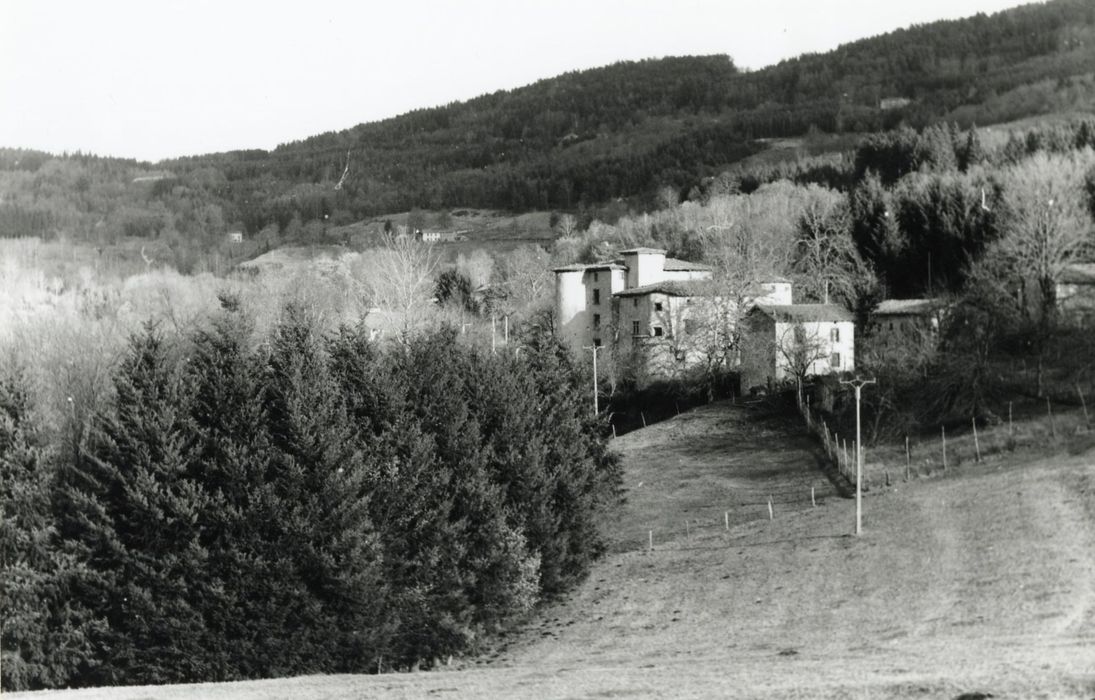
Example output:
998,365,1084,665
1,0,1037,163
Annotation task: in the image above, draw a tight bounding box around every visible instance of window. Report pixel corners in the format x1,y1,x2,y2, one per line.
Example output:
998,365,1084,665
830,327,840,342
593,272,599,282
593,338,602,347
830,352,841,368
654,301,664,312
653,326,664,337
593,313,601,330
632,320,640,336
632,298,638,307
592,289,600,305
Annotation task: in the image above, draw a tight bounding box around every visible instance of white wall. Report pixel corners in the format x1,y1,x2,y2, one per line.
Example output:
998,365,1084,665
772,319,855,380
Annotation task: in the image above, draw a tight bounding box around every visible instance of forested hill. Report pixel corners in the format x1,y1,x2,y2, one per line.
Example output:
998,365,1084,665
3,0,1095,242
169,0,1095,224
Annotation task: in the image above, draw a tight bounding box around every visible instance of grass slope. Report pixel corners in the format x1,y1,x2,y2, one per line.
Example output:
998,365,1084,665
14,402,1095,699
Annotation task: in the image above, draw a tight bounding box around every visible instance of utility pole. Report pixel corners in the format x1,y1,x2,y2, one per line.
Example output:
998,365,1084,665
583,344,603,416
491,315,497,354
840,376,875,536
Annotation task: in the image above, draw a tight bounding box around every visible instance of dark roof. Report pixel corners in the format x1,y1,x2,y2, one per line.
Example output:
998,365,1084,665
663,257,712,272
754,304,855,322
618,247,667,255
552,262,627,273
759,274,792,284
1061,263,1095,284
614,280,711,298
874,298,947,316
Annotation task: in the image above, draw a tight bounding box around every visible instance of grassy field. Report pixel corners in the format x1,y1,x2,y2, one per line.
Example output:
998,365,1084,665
13,401,1095,699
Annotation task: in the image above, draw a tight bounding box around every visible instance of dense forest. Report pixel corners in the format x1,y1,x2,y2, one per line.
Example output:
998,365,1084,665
1,303,620,689
3,0,1095,251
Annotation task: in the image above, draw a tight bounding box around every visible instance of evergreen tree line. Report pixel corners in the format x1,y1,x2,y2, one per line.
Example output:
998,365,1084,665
1,300,621,690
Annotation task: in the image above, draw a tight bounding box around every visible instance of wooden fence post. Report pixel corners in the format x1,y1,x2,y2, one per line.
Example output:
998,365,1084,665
1008,401,1013,436
905,436,911,482
1047,397,1056,439
811,486,816,507
1078,384,1090,425
724,511,729,530
941,425,947,470
648,530,653,551
767,496,773,520
641,411,647,428
972,417,981,462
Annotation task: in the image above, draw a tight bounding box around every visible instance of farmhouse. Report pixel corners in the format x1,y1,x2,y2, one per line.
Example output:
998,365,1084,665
227,231,244,244
1056,262,1095,327
740,304,855,392
870,298,948,345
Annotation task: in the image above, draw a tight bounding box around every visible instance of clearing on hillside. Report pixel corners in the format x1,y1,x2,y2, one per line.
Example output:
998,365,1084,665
12,401,1095,699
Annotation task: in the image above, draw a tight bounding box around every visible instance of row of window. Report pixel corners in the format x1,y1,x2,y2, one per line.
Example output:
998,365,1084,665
590,289,669,313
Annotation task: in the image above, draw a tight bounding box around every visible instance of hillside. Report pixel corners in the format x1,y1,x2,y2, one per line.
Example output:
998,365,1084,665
3,0,1095,249
14,401,1094,699
165,0,1095,222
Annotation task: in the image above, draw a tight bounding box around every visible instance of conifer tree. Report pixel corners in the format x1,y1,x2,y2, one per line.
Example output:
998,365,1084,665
385,330,535,655
262,305,385,671
185,296,300,678
1,371,93,690
54,325,210,685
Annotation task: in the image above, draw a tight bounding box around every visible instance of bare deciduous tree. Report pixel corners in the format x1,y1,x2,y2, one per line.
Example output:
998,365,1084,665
357,234,440,335
791,186,871,305
997,149,1095,325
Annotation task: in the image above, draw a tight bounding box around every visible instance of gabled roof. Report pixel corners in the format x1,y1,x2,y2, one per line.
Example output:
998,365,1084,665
663,257,712,272
753,304,855,322
874,298,947,316
614,280,711,298
1061,263,1095,284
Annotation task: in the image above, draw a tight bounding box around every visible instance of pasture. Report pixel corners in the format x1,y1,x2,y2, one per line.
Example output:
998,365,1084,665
11,401,1095,699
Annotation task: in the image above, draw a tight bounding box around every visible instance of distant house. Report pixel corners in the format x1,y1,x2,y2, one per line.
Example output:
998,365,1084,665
1056,263,1095,327
419,229,467,243
880,97,912,110
870,298,948,345
227,231,244,244
741,304,856,392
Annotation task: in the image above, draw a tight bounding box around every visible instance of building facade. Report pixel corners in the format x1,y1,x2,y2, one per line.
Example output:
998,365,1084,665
869,298,948,346
553,248,795,378
740,304,856,392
